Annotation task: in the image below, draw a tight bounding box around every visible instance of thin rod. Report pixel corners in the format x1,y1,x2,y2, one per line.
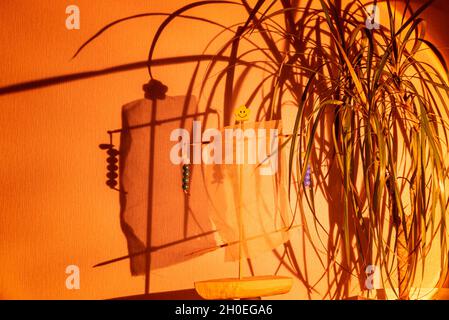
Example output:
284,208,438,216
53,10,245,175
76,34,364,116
238,120,244,279
145,99,157,295
107,112,213,134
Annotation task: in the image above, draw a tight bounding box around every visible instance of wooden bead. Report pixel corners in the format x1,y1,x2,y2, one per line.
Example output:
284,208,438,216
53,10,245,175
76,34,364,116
107,164,118,171
107,172,118,179
106,180,118,187
107,156,118,164
107,149,119,156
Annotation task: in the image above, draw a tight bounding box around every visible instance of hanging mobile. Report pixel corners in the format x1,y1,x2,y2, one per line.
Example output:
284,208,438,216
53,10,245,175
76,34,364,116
99,132,120,192
182,162,191,195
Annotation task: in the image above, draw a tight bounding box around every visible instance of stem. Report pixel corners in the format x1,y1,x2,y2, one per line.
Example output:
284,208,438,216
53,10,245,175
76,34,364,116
388,177,410,300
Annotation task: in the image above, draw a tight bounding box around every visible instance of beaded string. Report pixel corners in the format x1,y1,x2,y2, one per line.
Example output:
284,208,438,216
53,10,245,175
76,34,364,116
304,164,312,188
182,163,191,194
181,146,191,195
99,132,120,192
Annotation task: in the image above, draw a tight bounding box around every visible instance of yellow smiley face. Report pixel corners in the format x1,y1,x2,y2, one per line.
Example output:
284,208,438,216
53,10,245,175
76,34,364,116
235,105,250,122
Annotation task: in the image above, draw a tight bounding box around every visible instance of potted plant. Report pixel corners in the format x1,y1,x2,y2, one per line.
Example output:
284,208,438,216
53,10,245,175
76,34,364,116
285,0,449,299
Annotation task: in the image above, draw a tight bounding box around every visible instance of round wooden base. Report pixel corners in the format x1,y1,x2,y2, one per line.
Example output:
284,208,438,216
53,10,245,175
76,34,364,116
194,275,293,300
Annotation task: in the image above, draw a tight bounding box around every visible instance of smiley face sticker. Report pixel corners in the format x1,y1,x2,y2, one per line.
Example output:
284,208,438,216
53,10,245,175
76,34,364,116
234,105,250,122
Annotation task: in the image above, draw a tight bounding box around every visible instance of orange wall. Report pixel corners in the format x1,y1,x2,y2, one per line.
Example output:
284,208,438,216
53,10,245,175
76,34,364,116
1,0,448,299
0,0,257,300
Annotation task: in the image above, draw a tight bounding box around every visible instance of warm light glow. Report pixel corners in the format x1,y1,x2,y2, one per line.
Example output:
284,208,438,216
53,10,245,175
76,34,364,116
0,0,448,300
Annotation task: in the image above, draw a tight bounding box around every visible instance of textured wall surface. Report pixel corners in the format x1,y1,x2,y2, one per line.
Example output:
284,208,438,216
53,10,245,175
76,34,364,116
0,0,448,299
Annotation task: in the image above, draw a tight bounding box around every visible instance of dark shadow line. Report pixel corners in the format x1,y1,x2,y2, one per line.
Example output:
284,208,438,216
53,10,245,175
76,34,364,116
72,12,230,59
93,230,217,268
107,111,215,134
110,288,204,300
0,55,252,96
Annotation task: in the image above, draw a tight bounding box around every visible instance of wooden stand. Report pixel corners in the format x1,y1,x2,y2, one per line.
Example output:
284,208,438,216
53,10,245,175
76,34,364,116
194,120,293,300
195,276,293,300
194,24,293,299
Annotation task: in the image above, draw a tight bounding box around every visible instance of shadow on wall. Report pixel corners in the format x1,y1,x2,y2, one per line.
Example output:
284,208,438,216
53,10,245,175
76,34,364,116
1,0,449,299
111,289,204,300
